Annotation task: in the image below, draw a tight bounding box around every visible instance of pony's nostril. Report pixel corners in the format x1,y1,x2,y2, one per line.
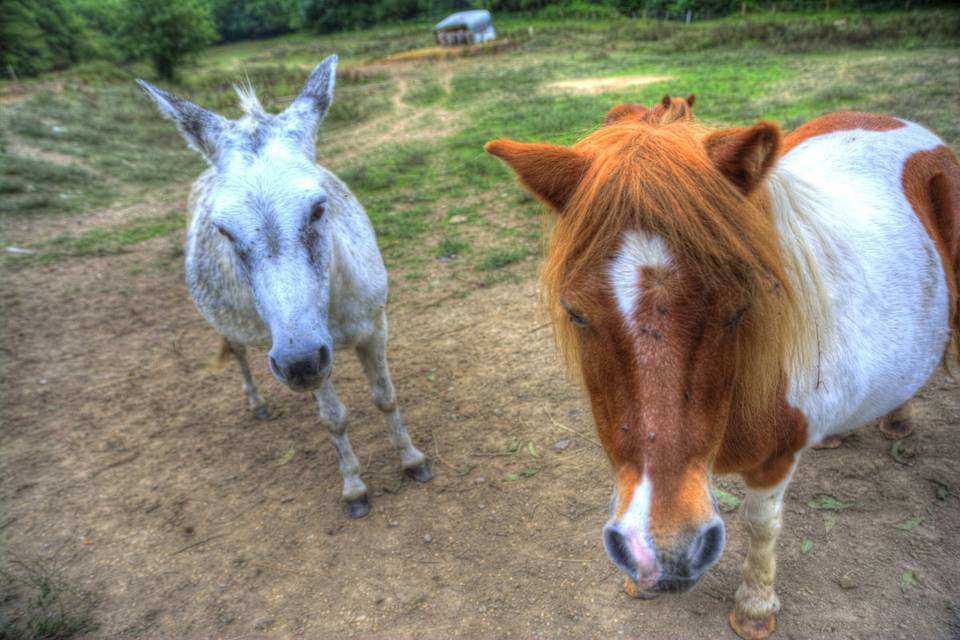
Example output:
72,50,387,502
603,527,635,576
692,521,725,573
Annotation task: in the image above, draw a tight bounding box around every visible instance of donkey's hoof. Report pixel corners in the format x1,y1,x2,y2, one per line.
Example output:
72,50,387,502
623,576,657,600
404,462,433,483
729,609,777,640
345,496,370,519
253,405,274,421
879,417,913,440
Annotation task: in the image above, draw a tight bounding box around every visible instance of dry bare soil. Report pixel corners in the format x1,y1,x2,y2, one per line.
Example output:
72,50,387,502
2,217,959,639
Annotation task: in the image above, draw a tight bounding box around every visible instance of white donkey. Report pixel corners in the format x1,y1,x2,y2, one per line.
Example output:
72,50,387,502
138,56,431,517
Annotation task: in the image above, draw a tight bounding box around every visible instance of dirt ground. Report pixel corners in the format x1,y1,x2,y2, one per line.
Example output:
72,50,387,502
2,206,960,639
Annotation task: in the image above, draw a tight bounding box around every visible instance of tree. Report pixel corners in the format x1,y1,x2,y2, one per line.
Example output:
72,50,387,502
122,0,217,80
210,0,303,42
0,0,90,77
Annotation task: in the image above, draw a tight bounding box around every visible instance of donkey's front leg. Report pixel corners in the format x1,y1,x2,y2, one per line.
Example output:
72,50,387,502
730,478,792,640
224,339,271,420
314,379,370,518
355,323,431,483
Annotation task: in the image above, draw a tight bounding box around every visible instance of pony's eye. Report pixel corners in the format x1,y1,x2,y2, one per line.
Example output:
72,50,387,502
568,309,588,327
309,201,326,224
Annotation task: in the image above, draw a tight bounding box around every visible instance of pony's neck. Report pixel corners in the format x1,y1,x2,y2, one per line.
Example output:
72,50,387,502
763,167,841,397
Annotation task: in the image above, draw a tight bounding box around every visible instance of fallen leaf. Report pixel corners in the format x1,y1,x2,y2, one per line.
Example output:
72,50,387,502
801,539,814,554
895,516,923,531
276,446,296,466
426,372,436,382
714,488,741,512
807,494,853,511
505,473,519,482
527,441,539,459
900,570,918,593
823,513,837,532
522,468,539,478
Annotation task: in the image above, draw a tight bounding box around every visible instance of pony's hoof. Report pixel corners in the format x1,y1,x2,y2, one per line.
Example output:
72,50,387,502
729,609,777,640
253,405,273,421
813,435,844,450
879,417,913,440
622,576,657,600
345,496,370,519
404,462,433,483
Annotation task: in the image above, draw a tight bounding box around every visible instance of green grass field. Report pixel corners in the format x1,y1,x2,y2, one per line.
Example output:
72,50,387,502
2,10,958,298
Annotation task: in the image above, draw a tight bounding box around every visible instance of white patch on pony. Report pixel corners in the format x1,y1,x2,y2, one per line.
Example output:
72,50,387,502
619,472,652,535
772,120,951,446
609,230,673,327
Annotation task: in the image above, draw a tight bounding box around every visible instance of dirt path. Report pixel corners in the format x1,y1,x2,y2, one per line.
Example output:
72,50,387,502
1,204,959,639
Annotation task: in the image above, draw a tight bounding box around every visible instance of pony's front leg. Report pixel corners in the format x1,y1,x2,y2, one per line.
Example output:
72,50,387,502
355,320,431,483
224,339,271,420
731,476,793,640
314,379,370,518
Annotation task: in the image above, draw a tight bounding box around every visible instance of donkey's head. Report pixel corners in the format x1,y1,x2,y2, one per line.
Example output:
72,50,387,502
487,119,803,596
139,56,341,391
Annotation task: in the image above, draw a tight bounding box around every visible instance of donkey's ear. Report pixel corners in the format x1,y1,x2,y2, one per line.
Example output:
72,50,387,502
485,140,591,213
703,121,781,195
285,54,337,136
136,79,226,163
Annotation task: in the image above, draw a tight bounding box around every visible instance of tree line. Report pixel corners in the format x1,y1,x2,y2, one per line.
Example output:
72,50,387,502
0,0,948,81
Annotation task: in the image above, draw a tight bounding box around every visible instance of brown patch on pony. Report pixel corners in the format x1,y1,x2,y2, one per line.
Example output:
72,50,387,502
781,111,904,155
902,145,960,362
602,94,696,127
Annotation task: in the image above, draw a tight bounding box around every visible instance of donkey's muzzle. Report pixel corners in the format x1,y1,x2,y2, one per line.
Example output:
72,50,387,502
269,343,332,391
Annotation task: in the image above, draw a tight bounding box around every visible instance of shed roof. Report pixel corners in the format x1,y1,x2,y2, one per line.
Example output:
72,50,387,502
434,10,492,32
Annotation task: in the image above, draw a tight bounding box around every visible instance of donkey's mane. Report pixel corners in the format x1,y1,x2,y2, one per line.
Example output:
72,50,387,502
233,80,265,117
542,120,814,419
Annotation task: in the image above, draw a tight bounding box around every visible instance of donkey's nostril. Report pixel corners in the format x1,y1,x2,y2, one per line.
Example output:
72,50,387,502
269,356,280,375
317,345,331,371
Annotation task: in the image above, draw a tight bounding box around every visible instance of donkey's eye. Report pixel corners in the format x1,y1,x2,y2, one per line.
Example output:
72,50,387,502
309,201,326,224
215,225,235,243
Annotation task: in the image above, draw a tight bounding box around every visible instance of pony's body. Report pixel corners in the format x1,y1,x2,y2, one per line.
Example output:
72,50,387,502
775,117,953,445
487,110,958,638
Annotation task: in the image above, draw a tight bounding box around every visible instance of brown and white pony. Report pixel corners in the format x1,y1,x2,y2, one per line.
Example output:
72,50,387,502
486,112,959,638
602,94,696,127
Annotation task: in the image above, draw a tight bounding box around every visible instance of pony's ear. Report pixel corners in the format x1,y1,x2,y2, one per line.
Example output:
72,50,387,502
603,103,648,126
660,94,672,109
485,140,591,212
136,79,226,163
685,94,696,108
284,54,337,137
703,121,781,194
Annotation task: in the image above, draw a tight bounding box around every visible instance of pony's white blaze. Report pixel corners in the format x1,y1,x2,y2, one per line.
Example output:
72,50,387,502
772,120,952,447
612,473,658,584
609,229,673,327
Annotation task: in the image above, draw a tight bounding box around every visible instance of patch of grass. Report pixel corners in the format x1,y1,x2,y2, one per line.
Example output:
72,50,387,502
0,552,97,640
476,246,530,272
435,236,470,259
8,211,184,266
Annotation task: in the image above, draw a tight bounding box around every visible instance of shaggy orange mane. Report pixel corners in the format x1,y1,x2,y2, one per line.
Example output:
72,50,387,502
541,119,810,419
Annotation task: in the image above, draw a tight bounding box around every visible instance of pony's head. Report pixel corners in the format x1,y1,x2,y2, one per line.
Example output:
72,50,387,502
602,94,696,127
486,118,806,594
139,56,340,391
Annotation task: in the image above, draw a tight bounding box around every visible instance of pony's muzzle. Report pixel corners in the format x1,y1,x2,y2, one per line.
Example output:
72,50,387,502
268,343,332,391
603,517,725,596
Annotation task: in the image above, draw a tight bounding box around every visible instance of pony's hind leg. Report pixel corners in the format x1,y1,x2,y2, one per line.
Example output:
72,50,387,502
355,318,431,483
314,379,370,518
879,400,915,440
730,477,792,640
224,339,272,420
